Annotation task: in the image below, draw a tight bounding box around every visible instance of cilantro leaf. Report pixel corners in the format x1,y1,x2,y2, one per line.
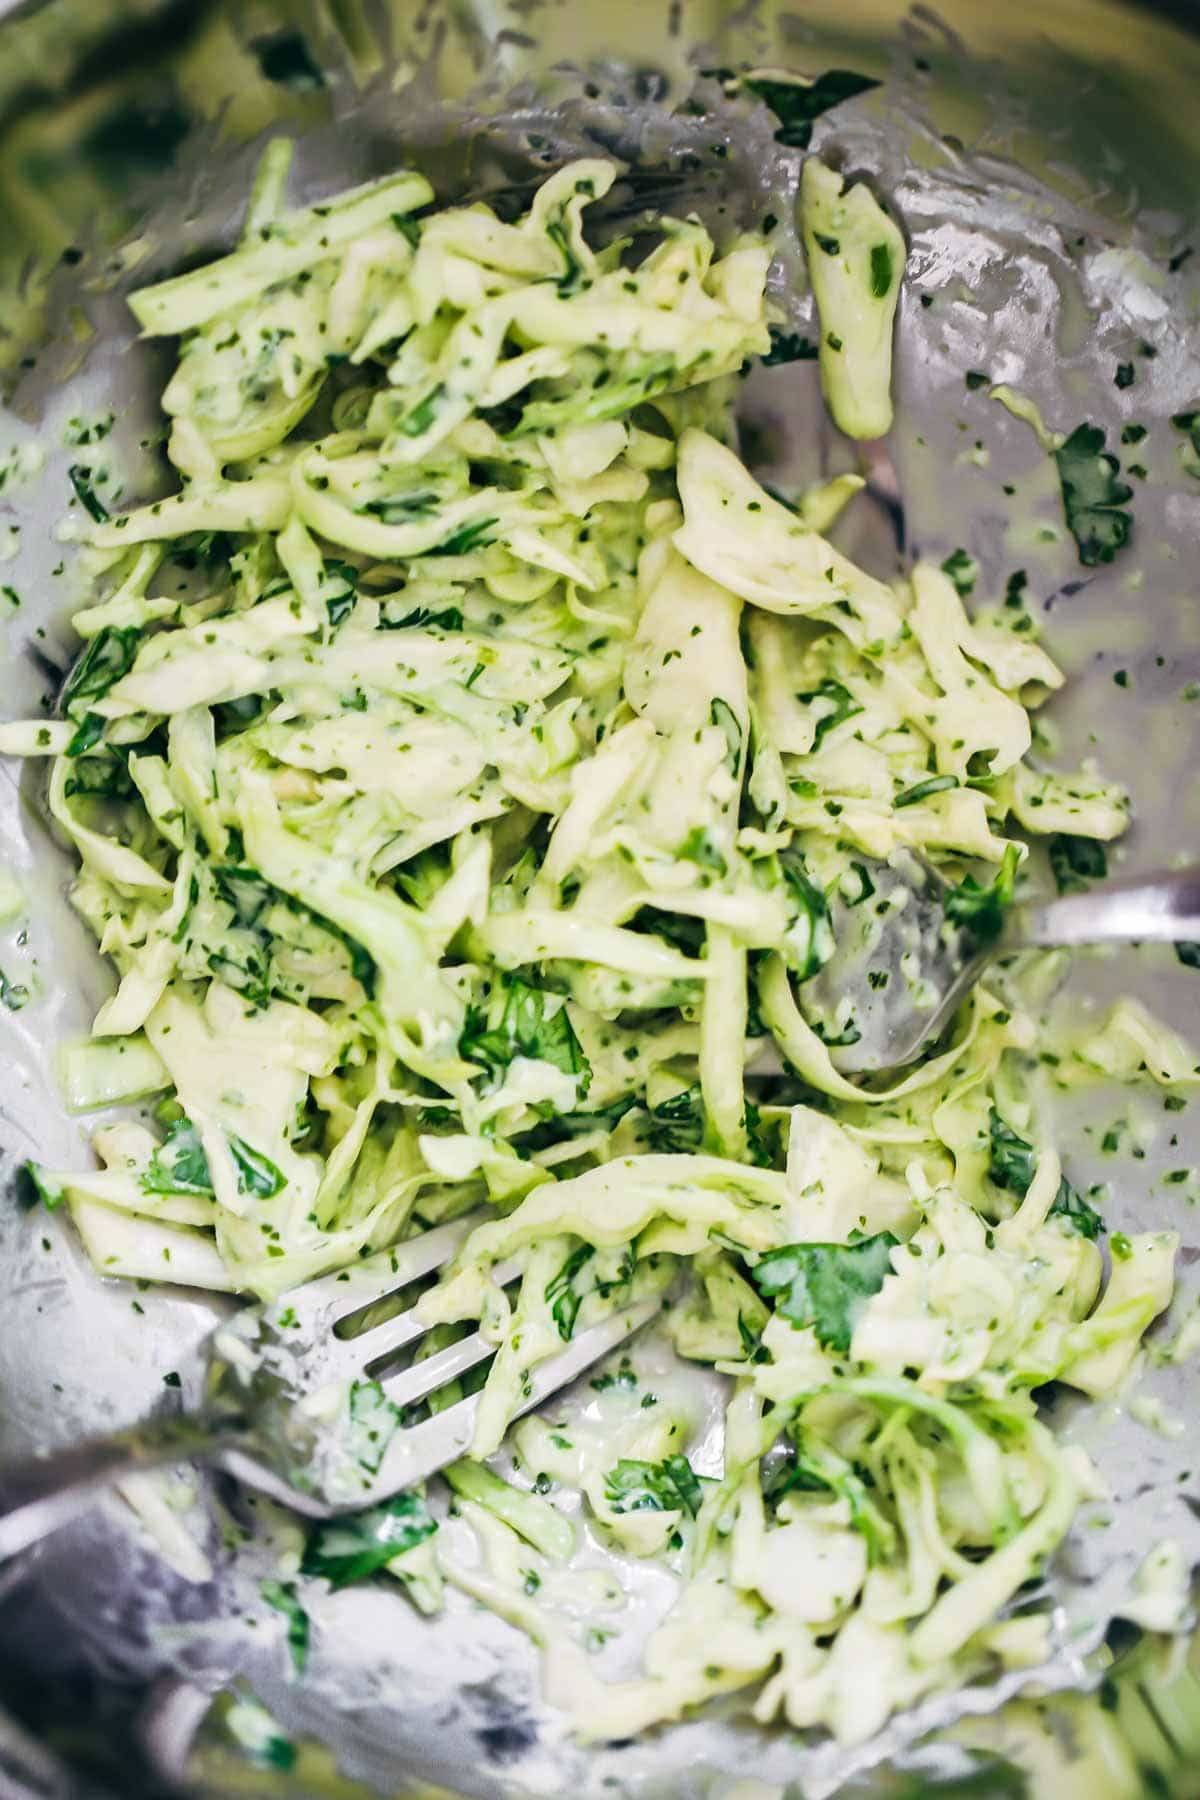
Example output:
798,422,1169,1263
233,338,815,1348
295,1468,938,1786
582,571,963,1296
765,1429,896,1561
24,1163,63,1210
987,1110,1037,1195
797,677,864,750
381,603,464,632
431,516,498,557
744,69,880,150
460,975,591,1095
212,862,376,999
363,487,442,523
141,1117,285,1200
988,1108,1101,1236
67,464,109,523
302,1489,437,1588
750,1233,897,1352
869,241,895,299
644,1084,705,1154
678,826,727,875
603,1453,702,1517
1053,424,1133,566
345,1378,401,1475
229,1134,287,1198
545,1243,595,1339
323,560,358,629
213,864,275,927
1048,833,1108,895
940,547,978,598
141,1118,213,1196
171,530,233,570
518,1094,639,1155
893,773,958,808
65,712,106,757
761,328,817,366
61,626,141,717
1049,1178,1103,1239
260,1579,309,1673
943,843,1019,947
630,904,705,958
398,385,444,438
779,848,835,981
207,944,272,1010
709,696,742,774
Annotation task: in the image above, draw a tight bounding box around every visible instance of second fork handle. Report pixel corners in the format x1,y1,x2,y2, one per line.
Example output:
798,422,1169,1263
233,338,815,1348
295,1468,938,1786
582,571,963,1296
1020,863,1200,949
0,1407,251,1562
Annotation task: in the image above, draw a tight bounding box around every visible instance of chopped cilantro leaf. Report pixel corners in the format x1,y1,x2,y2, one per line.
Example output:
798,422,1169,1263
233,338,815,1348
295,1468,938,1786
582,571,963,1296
709,696,742,774
645,1084,705,1154
142,1118,213,1196
761,329,818,365
750,1233,897,1352
1053,424,1133,565
545,1243,595,1339
894,773,958,808
260,1579,309,1673
346,1378,401,1474
228,1134,287,1198
302,1489,437,1587
460,974,591,1097
1048,833,1108,894
67,465,109,522
869,242,894,298
943,843,1018,947
141,1117,285,1199
940,547,978,597
797,676,863,749
988,1109,1101,1235
604,1453,702,1517
61,626,140,717
743,69,880,151
778,846,835,980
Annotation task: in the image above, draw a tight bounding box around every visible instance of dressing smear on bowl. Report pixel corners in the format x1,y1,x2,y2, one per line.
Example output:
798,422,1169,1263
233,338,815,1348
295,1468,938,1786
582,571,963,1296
0,117,1195,1766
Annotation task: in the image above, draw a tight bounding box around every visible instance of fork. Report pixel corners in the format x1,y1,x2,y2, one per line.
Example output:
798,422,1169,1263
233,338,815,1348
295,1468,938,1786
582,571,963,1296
0,1213,660,1561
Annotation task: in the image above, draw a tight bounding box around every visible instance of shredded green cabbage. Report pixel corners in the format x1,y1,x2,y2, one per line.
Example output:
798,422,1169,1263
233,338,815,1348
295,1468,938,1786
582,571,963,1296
4,144,1185,1752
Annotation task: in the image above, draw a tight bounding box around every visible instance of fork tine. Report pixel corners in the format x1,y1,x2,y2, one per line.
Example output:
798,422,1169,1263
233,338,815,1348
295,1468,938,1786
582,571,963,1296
359,1295,662,1500
378,1327,496,1407
271,1212,487,1329
323,1256,523,1378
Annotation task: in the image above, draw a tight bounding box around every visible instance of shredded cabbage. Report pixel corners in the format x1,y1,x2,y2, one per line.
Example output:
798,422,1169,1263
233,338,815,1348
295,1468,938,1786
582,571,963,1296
4,144,1184,1752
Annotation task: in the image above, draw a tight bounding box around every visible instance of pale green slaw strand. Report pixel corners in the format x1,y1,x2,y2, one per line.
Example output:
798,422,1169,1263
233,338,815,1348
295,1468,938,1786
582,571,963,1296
5,146,1188,1750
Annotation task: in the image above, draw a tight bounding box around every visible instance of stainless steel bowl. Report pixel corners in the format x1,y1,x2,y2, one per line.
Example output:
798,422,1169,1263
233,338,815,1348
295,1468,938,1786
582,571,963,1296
3,2,1200,1795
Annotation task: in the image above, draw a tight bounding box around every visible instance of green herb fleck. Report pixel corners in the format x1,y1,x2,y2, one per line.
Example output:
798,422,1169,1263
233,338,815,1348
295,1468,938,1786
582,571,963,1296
940,547,978,598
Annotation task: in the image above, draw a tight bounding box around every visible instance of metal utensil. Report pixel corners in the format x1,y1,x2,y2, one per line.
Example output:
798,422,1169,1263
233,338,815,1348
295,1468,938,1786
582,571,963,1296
800,851,1200,1075
0,1211,659,1562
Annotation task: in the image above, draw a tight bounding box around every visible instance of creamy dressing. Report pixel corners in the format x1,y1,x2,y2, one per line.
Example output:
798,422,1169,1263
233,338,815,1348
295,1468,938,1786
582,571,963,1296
0,140,1192,1759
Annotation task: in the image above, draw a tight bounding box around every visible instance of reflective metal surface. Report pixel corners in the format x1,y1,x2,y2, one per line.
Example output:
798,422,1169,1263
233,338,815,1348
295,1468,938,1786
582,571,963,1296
2,1,1200,1795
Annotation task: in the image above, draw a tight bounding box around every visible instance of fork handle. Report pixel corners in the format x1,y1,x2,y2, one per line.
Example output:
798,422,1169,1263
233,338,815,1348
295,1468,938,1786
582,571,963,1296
1018,863,1200,948
0,1407,249,1562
